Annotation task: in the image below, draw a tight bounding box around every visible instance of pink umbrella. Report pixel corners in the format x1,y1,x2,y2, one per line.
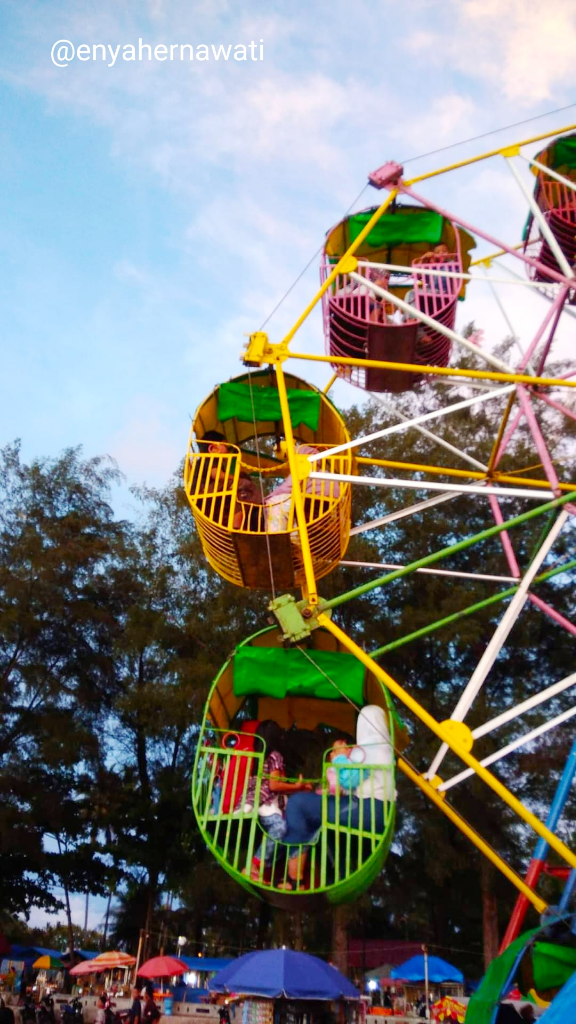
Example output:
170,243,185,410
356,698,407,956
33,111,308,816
137,956,188,979
69,961,105,977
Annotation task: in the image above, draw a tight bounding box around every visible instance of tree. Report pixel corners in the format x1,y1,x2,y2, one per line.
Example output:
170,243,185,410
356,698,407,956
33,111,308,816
0,442,126,921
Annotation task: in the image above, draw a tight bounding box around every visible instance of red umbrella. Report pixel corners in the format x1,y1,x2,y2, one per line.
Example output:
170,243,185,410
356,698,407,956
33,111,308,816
137,957,188,979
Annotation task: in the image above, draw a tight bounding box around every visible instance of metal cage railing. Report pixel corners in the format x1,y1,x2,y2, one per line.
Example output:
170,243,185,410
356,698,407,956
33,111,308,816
184,441,354,589
193,730,396,899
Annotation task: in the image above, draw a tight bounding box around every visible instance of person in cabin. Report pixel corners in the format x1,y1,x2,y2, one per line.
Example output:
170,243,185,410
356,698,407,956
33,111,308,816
323,738,363,796
194,430,263,528
278,705,394,890
367,269,394,324
238,720,312,882
421,243,451,294
265,445,340,533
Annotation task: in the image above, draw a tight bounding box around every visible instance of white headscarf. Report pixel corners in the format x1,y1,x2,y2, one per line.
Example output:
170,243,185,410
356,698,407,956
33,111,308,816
354,704,395,803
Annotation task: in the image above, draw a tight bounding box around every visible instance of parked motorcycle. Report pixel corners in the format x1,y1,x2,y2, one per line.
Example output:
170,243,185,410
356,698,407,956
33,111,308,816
61,999,83,1024
36,996,55,1024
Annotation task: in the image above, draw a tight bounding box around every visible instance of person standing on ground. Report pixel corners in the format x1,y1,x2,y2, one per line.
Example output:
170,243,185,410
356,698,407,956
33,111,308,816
128,989,142,1024
95,997,106,1024
143,987,160,1024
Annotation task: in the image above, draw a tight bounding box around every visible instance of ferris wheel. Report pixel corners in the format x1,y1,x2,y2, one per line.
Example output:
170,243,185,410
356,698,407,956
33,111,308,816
184,121,576,943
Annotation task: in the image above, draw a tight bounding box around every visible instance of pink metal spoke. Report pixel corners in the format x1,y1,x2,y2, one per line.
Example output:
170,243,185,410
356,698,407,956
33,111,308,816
517,286,570,374
494,407,525,469
488,494,522,578
534,391,576,425
528,594,576,637
400,184,575,289
515,386,562,494
535,291,570,375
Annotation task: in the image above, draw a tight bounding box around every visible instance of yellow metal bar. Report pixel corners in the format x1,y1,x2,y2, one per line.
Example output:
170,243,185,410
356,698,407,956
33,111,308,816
280,189,398,349
488,391,517,473
397,758,547,914
317,614,576,871
403,122,576,186
323,372,338,394
355,457,576,494
287,349,576,388
274,361,318,605
470,243,524,266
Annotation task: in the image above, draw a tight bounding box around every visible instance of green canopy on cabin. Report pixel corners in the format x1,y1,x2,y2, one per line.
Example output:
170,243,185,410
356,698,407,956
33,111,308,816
233,646,365,704
347,208,444,249
218,382,321,431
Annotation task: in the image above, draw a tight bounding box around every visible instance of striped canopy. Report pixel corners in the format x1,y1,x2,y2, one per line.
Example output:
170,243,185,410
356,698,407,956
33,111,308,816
91,951,136,967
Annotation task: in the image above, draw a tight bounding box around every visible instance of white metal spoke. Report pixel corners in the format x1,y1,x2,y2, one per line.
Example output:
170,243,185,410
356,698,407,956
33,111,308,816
350,492,458,537
480,266,534,372
370,392,489,471
347,271,516,374
340,560,518,584
310,472,557,501
425,509,569,780
499,265,576,320
472,672,576,740
522,153,576,194
439,706,576,793
360,260,564,289
307,385,516,462
504,156,575,281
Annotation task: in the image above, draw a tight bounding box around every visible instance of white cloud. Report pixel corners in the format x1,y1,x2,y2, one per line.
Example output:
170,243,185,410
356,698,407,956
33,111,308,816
388,93,478,156
405,0,576,104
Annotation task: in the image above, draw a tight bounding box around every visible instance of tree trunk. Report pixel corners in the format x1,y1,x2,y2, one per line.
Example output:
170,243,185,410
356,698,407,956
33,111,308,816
143,870,158,961
56,836,76,966
103,888,113,949
481,860,500,970
331,906,348,974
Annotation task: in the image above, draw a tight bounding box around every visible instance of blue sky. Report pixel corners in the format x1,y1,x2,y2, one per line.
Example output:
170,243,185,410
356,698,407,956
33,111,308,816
2,0,576,929
2,0,576,509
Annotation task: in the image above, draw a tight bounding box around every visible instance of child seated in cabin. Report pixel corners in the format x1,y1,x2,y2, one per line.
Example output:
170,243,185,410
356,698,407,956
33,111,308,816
324,738,363,796
239,721,312,882
265,446,340,533
195,431,263,528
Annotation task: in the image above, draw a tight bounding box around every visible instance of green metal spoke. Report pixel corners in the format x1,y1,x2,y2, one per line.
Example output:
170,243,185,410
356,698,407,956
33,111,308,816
370,556,576,657
321,489,576,612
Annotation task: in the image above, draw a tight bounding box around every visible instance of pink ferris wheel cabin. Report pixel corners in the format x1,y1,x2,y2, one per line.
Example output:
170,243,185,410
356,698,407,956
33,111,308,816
524,132,576,283
321,203,476,393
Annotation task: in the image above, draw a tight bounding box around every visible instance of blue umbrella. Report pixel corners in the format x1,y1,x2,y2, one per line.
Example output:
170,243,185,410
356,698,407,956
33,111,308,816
391,955,463,984
208,949,359,1000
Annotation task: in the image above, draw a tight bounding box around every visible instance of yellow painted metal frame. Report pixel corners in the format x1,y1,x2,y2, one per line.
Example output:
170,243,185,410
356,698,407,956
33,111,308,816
230,121,576,911
184,370,354,590
355,456,576,494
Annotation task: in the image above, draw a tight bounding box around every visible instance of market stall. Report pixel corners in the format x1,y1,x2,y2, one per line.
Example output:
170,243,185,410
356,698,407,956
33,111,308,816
209,949,360,1024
